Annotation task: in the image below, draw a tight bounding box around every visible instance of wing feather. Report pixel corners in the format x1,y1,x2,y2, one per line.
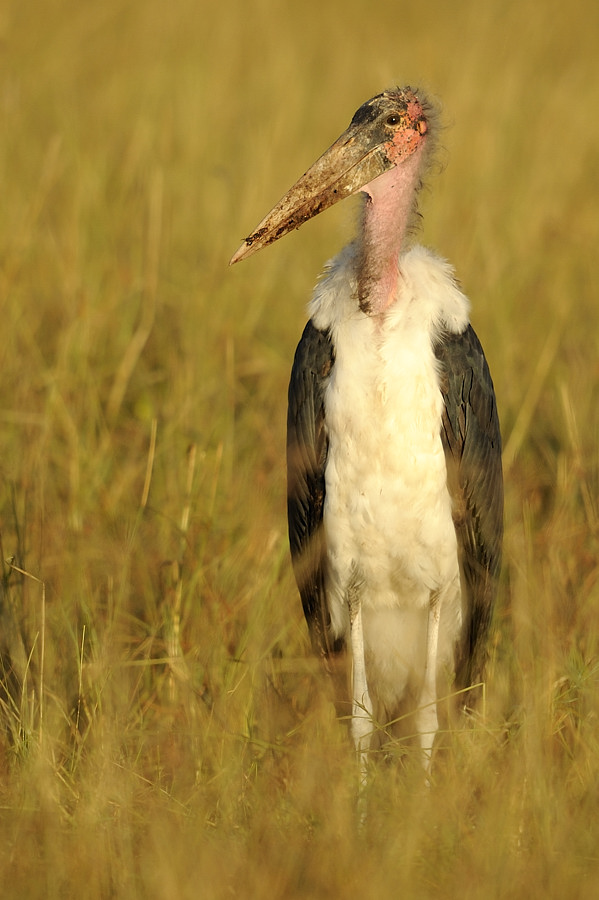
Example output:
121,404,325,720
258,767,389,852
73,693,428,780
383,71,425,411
287,320,341,661
435,324,503,692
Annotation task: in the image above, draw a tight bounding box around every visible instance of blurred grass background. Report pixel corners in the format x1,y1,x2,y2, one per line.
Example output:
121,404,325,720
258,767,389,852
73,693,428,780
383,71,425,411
0,0,598,896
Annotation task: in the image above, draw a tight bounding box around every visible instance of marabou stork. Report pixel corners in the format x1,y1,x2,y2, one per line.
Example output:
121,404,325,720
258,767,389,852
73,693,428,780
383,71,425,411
230,88,503,773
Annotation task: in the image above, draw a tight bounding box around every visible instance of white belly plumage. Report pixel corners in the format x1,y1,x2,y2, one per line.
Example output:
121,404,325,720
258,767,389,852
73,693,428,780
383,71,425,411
309,244,471,720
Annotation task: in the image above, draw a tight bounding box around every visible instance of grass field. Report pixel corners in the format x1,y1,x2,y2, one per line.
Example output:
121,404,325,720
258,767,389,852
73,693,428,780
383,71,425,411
0,0,598,896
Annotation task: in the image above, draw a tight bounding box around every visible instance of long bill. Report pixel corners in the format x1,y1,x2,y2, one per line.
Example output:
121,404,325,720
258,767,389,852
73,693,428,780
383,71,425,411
229,125,396,266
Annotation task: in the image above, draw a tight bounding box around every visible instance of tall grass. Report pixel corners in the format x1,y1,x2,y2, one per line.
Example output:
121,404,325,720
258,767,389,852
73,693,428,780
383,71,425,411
0,0,598,896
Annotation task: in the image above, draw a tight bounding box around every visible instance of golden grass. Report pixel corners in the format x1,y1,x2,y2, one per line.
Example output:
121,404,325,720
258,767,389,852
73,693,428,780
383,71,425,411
0,0,598,896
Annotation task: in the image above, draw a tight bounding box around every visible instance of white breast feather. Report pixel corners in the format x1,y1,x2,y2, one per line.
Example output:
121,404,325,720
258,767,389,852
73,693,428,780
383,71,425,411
309,244,470,715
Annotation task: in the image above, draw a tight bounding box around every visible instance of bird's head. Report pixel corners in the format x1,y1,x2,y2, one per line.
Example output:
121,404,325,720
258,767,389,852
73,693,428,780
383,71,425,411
230,88,432,266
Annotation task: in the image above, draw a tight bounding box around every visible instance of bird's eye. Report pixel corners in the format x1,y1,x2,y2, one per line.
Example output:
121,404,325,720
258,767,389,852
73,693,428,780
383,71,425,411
385,114,401,127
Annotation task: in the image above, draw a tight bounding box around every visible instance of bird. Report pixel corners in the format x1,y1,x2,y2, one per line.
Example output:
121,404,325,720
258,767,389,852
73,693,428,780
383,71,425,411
230,88,503,776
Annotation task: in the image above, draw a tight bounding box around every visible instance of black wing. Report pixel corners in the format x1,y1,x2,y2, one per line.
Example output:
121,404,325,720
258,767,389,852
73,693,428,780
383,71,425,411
287,320,342,662
434,324,503,694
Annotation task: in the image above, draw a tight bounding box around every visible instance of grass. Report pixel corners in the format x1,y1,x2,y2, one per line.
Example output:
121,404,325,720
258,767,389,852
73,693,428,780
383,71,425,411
0,0,598,896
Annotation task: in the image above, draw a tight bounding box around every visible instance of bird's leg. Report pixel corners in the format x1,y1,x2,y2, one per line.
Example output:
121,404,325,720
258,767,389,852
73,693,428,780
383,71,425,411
416,591,441,769
347,569,372,785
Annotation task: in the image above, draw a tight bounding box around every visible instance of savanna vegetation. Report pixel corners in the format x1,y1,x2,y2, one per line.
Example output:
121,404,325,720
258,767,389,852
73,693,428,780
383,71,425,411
0,0,598,896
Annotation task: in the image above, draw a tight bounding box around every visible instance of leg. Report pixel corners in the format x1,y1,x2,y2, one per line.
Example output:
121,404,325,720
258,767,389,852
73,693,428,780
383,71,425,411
350,603,373,779
347,576,372,785
416,592,441,768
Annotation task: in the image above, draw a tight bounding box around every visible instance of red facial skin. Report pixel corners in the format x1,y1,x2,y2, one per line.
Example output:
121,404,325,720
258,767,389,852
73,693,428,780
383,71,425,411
383,97,428,167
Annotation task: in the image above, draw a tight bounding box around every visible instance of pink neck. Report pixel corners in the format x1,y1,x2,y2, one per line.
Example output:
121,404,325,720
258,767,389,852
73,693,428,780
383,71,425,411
357,146,424,316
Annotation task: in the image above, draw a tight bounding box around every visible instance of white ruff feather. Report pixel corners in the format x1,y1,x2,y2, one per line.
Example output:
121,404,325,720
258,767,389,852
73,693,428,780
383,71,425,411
310,243,470,726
